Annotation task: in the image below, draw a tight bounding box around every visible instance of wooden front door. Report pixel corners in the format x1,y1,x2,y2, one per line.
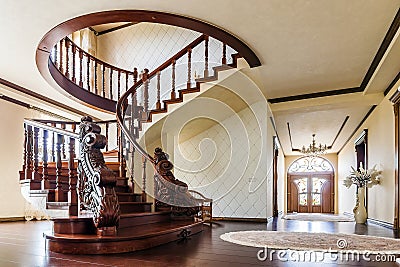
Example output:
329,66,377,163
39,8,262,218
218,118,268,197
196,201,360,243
288,172,334,213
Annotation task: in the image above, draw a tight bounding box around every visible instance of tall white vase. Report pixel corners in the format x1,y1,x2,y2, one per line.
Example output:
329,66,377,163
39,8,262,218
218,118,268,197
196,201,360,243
354,187,367,224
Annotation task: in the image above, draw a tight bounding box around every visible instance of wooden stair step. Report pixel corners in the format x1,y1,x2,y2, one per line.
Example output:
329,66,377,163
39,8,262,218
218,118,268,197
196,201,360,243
44,219,203,254
47,202,70,210
119,202,152,213
119,211,171,228
116,192,142,202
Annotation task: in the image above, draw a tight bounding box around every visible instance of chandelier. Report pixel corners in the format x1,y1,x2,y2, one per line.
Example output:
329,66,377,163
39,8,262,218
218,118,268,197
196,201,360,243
301,134,327,156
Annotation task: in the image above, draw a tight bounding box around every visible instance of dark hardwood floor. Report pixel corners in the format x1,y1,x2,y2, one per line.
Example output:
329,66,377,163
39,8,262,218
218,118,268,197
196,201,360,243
0,217,398,266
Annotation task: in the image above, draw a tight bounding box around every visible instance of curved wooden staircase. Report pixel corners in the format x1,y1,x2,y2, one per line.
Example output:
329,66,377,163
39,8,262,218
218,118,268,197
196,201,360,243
21,31,250,254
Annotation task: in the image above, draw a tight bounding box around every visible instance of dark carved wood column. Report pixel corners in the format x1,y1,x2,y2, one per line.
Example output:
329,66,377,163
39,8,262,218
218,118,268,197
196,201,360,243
78,116,120,235
32,127,41,180
390,91,400,229
55,133,65,202
68,137,78,216
272,136,279,217
25,125,33,180
41,129,50,189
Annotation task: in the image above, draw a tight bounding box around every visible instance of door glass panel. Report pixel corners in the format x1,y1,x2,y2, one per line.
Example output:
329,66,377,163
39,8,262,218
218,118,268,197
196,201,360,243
312,193,321,205
312,177,326,193
299,193,307,206
296,178,307,193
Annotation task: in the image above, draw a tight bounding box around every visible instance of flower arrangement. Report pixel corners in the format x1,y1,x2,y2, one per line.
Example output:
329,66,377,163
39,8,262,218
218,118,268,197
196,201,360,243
343,163,382,188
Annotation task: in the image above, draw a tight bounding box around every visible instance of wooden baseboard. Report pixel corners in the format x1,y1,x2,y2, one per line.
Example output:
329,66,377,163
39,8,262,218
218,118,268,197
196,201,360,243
367,218,393,229
213,217,268,223
0,217,25,222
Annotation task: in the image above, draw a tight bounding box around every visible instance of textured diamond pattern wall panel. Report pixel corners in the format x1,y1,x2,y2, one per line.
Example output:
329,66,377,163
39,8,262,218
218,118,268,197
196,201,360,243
174,102,271,219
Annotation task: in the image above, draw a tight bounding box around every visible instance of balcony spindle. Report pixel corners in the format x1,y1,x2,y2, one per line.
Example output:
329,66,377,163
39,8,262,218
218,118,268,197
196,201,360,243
156,71,161,110
25,125,33,180
187,48,192,89
55,133,65,202
42,129,50,189
117,70,121,99
204,36,209,77
79,50,83,87
65,40,70,78
130,144,135,193
94,61,98,95
32,127,40,180
133,68,138,83
105,123,109,151
68,137,78,216
222,42,227,65
118,125,126,179
59,39,64,73
102,64,106,98
171,60,176,99
110,68,113,100
87,55,90,91
54,43,58,66
72,44,76,83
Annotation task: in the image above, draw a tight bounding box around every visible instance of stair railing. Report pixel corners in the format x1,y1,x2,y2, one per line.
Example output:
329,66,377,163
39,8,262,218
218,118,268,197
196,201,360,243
116,34,233,218
21,118,125,216
51,37,139,102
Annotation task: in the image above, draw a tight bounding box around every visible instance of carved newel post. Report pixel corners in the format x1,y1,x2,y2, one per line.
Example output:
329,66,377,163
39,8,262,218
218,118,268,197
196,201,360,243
77,116,120,236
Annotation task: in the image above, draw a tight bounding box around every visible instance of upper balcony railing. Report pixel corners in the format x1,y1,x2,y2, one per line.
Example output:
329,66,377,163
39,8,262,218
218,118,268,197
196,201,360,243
52,37,139,101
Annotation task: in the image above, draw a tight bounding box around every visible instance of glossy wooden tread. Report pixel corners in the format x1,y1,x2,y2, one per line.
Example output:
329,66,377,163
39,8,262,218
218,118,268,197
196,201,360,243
44,220,203,254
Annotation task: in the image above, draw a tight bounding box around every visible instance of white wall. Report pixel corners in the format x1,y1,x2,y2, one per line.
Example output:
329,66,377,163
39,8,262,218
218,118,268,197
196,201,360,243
172,101,272,219
338,97,395,223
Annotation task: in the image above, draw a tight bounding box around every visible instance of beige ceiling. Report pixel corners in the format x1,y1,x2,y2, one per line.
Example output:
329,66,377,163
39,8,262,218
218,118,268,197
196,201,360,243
0,0,399,155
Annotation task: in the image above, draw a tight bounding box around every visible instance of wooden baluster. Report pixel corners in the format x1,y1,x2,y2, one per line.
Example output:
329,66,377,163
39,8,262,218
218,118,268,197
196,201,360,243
72,43,76,83
59,39,64,73
110,68,113,100
68,137,78,216
21,124,27,180
55,133,65,202
24,125,33,180
32,127,40,180
204,36,209,77
143,69,149,114
51,123,56,162
87,55,91,91
133,68,138,107
130,144,135,193
222,42,227,65
105,123,109,151
79,50,83,87
94,61,98,95
41,129,50,189
118,125,126,179
54,42,58,66
187,48,192,89
61,124,66,159
142,156,147,202
117,70,121,99
71,123,77,133
102,64,106,98
156,71,161,110
65,40,70,78
125,72,129,94
171,60,176,99
133,68,138,83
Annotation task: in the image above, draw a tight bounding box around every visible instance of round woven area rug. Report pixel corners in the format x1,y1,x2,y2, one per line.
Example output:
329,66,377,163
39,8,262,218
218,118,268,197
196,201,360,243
220,231,400,254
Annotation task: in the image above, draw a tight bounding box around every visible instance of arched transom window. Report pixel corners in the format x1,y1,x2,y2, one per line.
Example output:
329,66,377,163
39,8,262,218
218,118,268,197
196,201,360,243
288,156,333,173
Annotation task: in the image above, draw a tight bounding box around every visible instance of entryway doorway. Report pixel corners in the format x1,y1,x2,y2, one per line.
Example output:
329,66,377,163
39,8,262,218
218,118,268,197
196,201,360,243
287,156,334,213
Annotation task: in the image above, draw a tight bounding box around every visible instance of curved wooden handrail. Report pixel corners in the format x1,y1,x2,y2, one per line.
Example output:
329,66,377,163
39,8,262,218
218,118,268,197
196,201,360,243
116,34,211,163
65,37,136,75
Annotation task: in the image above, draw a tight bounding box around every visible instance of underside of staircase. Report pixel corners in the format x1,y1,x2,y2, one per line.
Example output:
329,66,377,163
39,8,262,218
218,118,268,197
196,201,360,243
22,28,253,254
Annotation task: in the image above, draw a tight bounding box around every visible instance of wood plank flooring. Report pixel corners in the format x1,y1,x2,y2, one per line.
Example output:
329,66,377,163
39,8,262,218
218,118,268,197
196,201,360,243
0,217,398,266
